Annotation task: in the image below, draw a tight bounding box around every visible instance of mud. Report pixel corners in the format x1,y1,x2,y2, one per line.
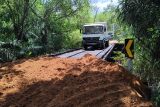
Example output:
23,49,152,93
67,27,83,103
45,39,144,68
0,54,152,107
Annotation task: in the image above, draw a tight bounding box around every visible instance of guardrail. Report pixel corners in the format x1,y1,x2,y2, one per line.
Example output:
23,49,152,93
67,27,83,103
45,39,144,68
96,44,115,60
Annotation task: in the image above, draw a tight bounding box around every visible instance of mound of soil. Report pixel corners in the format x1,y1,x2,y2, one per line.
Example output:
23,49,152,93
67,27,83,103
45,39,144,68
0,54,153,107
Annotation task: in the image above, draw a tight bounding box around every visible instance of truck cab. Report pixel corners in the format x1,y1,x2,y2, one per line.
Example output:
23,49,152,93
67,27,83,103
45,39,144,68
81,22,111,50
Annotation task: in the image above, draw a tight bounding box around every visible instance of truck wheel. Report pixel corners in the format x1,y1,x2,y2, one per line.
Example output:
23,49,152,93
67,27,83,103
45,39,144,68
105,41,109,47
100,42,105,49
84,45,88,50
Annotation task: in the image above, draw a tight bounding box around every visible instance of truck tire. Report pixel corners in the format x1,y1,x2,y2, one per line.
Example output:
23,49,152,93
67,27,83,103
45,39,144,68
105,41,109,47
84,45,88,50
100,42,105,49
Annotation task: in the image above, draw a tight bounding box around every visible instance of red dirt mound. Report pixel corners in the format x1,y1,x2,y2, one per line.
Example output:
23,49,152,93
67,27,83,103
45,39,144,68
0,54,153,107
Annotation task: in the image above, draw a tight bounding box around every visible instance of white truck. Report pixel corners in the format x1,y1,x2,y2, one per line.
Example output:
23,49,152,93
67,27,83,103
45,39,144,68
81,22,112,50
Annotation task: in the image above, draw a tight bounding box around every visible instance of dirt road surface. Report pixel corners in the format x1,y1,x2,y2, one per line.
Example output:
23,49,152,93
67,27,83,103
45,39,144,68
0,54,152,107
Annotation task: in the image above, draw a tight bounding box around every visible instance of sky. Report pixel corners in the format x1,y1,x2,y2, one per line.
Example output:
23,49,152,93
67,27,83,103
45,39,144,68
90,0,119,12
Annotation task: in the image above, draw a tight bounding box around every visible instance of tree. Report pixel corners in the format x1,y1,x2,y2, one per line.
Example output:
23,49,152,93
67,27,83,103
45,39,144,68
0,0,91,61
118,1,160,105
3,0,32,41
118,0,160,61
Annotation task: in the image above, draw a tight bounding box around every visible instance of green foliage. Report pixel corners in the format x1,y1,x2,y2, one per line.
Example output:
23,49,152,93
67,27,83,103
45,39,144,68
63,30,82,49
0,0,91,62
118,0,160,60
113,51,126,65
153,86,160,106
118,0,160,105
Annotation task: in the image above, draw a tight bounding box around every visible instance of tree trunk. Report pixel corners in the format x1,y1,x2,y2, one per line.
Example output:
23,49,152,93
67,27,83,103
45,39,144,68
41,26,48,45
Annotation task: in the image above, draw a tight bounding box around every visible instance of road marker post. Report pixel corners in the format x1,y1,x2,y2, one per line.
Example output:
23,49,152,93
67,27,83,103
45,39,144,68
124,39,134,71
125,39,134,59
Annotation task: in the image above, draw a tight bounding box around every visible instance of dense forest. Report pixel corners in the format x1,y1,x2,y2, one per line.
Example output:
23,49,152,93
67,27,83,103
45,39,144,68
0,0,120,62
0,0,91,61
0,0,160,106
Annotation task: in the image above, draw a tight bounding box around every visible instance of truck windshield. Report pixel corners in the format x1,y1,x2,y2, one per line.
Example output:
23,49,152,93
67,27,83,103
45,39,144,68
83,26,104,34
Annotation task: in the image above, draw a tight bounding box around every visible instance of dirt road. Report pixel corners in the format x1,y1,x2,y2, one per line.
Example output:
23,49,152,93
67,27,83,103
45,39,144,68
0,54,152,107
